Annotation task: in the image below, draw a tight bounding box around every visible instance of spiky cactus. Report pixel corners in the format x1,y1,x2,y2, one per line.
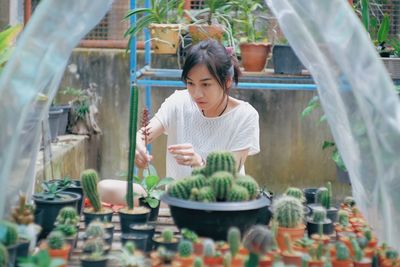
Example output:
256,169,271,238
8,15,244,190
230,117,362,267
338,210,349,227
284,233,293,254
272,196,304,228
227,184,249,202
343,196,355,207
189,174,208,189
0,243,8,267
284,187,305,203
168,179,191,200
81,169,102,212
350,237,363,262
55,206,79,225
203,239,216,258
0,220,18,246
82,237,105,254
11,194,34,225
189,188,200,201
178,240,193,257
243,225,275,267
336,242,350,261
55,224,77,237
223,252,232,267
312,206,327,223
124,241,136,254
47,231,65,250
236,175,259,199
210,171,234,200
85,221,105,238
363,227,372,242
228,227,240,258
316,182,332,209
197,186,216,202
194,257,204,267
205,151,236,177
162,228,174,243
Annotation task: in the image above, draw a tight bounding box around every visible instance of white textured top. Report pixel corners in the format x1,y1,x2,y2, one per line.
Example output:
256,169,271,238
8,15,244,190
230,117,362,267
155,90,260,179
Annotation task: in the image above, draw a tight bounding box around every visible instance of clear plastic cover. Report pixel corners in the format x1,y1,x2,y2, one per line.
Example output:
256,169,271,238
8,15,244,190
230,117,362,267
266,0,400,249
0,0,113,217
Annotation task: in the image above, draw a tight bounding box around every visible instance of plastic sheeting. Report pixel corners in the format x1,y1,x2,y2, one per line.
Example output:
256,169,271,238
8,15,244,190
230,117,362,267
0,0,113,217
266,0,400,249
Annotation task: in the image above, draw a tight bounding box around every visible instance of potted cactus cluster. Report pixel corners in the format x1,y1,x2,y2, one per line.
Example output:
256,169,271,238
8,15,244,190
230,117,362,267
161,151,271,240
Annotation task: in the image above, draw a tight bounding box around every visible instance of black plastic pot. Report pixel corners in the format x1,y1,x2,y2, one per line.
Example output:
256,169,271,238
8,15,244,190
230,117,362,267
139,197,160,222
83,208,113,227
152,236,179,252
118,209,150,234
308,204,339,223
16,238,30,259
33,191,81,240
49,179,84,215
130,223,156,252
7,244,17,267
80,257,108,267
83,232,112,247
303,188,318,204
56,104,71,135
272,45,303,75
306,218,333,237
48,107,63,142
256,191,273,225
161,194,272,241
120,233,147,251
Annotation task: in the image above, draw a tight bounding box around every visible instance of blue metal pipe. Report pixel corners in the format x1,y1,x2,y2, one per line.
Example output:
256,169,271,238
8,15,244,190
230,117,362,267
129,0,136,83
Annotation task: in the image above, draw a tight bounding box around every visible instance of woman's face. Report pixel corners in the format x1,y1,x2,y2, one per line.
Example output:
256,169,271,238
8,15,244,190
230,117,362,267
186,64,229,113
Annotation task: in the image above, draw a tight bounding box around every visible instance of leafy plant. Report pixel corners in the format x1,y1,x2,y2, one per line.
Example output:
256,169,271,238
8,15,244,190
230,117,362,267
61,87,89,120
0,25,22,73
34,181,70,200
18,250,64,267
181,228,199,243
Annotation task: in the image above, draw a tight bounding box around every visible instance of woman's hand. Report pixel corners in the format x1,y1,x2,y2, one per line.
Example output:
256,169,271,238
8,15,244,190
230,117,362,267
168,143,203,167
135,138,153,169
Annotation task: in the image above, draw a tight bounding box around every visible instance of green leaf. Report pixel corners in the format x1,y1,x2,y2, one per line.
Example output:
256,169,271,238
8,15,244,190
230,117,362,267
144,175,159,191
361,0,369,32
146,197,160,208
332,149,347,171
301,96,320,118
143,164,158,177
319,114,327,123
322,141,335,150
149,190,164,200
377,14,390,44
133,175,141,184
156,177,174,188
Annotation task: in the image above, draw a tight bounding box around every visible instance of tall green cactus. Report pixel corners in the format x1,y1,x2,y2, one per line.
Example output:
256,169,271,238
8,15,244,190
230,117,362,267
205,151,236,177
350,237,363,262
316,182,332,209
272,196,304,228
178,240,193,257
0,243,8,267
284,187,305,203
47,231,65,250
227,227,240,258
227,184,249,202
210,171,234,200
81,169,102,212
0,220,18,247
127,85,139,210
236,175,259,199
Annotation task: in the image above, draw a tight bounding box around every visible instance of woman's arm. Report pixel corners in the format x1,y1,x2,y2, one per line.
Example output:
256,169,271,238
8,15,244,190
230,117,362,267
135,117,165,168
232,149,249,172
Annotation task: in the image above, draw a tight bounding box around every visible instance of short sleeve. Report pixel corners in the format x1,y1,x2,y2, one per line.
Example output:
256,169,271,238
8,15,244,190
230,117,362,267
230,106,260,155
154,90,181,133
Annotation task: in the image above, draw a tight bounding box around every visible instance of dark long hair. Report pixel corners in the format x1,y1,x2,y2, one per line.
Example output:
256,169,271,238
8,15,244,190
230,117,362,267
181,40,241,95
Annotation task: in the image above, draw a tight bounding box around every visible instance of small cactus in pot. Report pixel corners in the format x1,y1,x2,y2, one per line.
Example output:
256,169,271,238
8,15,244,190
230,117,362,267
153,228,179,252
307,206,333,237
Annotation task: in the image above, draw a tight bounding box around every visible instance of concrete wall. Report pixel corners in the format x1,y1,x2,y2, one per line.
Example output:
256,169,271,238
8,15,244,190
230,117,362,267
58,49,351,203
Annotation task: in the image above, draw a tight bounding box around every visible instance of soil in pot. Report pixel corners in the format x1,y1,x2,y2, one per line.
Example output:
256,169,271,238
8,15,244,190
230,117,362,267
130,223,156,252
120,233,147,251
83,207,113,227
152,235,179,252
118,207,150,234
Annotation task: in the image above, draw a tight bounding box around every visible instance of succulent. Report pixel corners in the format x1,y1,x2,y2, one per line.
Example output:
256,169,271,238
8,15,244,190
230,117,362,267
124,241,136,254
312,206,327,223
316,182,332,209
0,220,18,246
194,257,204,267
210,171,234,200
284,187,305,203
227,227,241,258
47,231,65,250
309,242,323,261
205,151,236,177
85,221,105,238
203,239,216,258
350,237,363,262
162,228,174,243
343,196,356,207
81,169,102,212
55,206,79,225
236,175,259,199
385,249,399,260
191,167,206,176
11,194,35,225
197,186,216,202
55,224,77,237
338,209,349,227
82,237,105,255
272,196,304,228
189,174,208,189
336,242,350,261
189,188,200,201
0,243,8,267
294,237,314,248
243,225,275,254
227,184,249,202
284,233,294,254
178,240,193,257
223,252,232,267
363,227,372,241
168,179,191,200
157,246,174,263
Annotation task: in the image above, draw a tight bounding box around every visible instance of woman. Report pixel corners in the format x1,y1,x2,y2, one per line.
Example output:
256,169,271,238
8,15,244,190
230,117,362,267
99,39,260,204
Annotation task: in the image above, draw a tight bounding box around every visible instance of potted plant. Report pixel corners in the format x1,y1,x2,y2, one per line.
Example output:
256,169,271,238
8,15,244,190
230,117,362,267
124,0,185,54
48,176,84,215
232,0,271,72
310,182,339,223
306,206,333,237
292,236,314,254
80,238,108,267
43,231,71,266
17,249,64,267
150,246,176,266
335,210,354,234
272,195,305,251
181,228,203,256
0,220,19,267
351,237,372,267
111,241,150,267
308,242,325,267
202,239,223,266
129,223,155,252
152,228,179,252
53,207,79,250
242,225,275,267
174,240,195,267
83,221,112,248
332,242,352,267
281,233,302,266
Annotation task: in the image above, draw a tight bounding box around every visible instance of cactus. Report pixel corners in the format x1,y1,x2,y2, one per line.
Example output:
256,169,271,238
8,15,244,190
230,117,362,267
243,225,275,254
86,221,105,238
189,174,208,189
55,206,79,225
205,151,236,177
0,220,18,246
284,233,294,254
338,210,349,227
223,252,232,267
227,227,240,258
227,184,249,202
316,182,332,209
178,240,193,257
210,171,234,200
162,228,174,243
312,206,327,223
350,237,363,262
168,179,191,200
189,188,200,201
343,196,355,207
82,237,105,254
203,239,216,258
284,187,305,203
295,237,314,248
47,231,65,250
81,169,102,212
236,175,259,199
55,224,77,237
124,241,136,254
385,249,399,260
194,257,204,267
363,227,372,241
192,167,206,176
197,186,216,202
11,194,34,225
272,196,304,228
309,242,323,261
336,242,350,261
0,243,8,267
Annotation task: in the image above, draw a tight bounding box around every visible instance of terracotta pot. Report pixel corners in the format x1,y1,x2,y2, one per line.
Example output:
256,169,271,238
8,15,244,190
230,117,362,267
239,246,249,256
311,234,330,245
48,244,71,267
331,259,353,267
292,244,309,254
381,259,400,267
364,247,376,258
239,43,271,72
149,23,182,54
193,241,204,256
259,255,273,267
175,256,195,267
353,259,372,267
276,225,306,251
309,260,324,267
282,251,303,266
232,256,245,267
188,24,224,44
204,256,223,266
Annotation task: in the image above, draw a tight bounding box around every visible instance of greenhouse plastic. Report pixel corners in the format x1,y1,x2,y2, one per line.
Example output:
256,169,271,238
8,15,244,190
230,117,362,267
0,0,112,217
266,0,400,250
